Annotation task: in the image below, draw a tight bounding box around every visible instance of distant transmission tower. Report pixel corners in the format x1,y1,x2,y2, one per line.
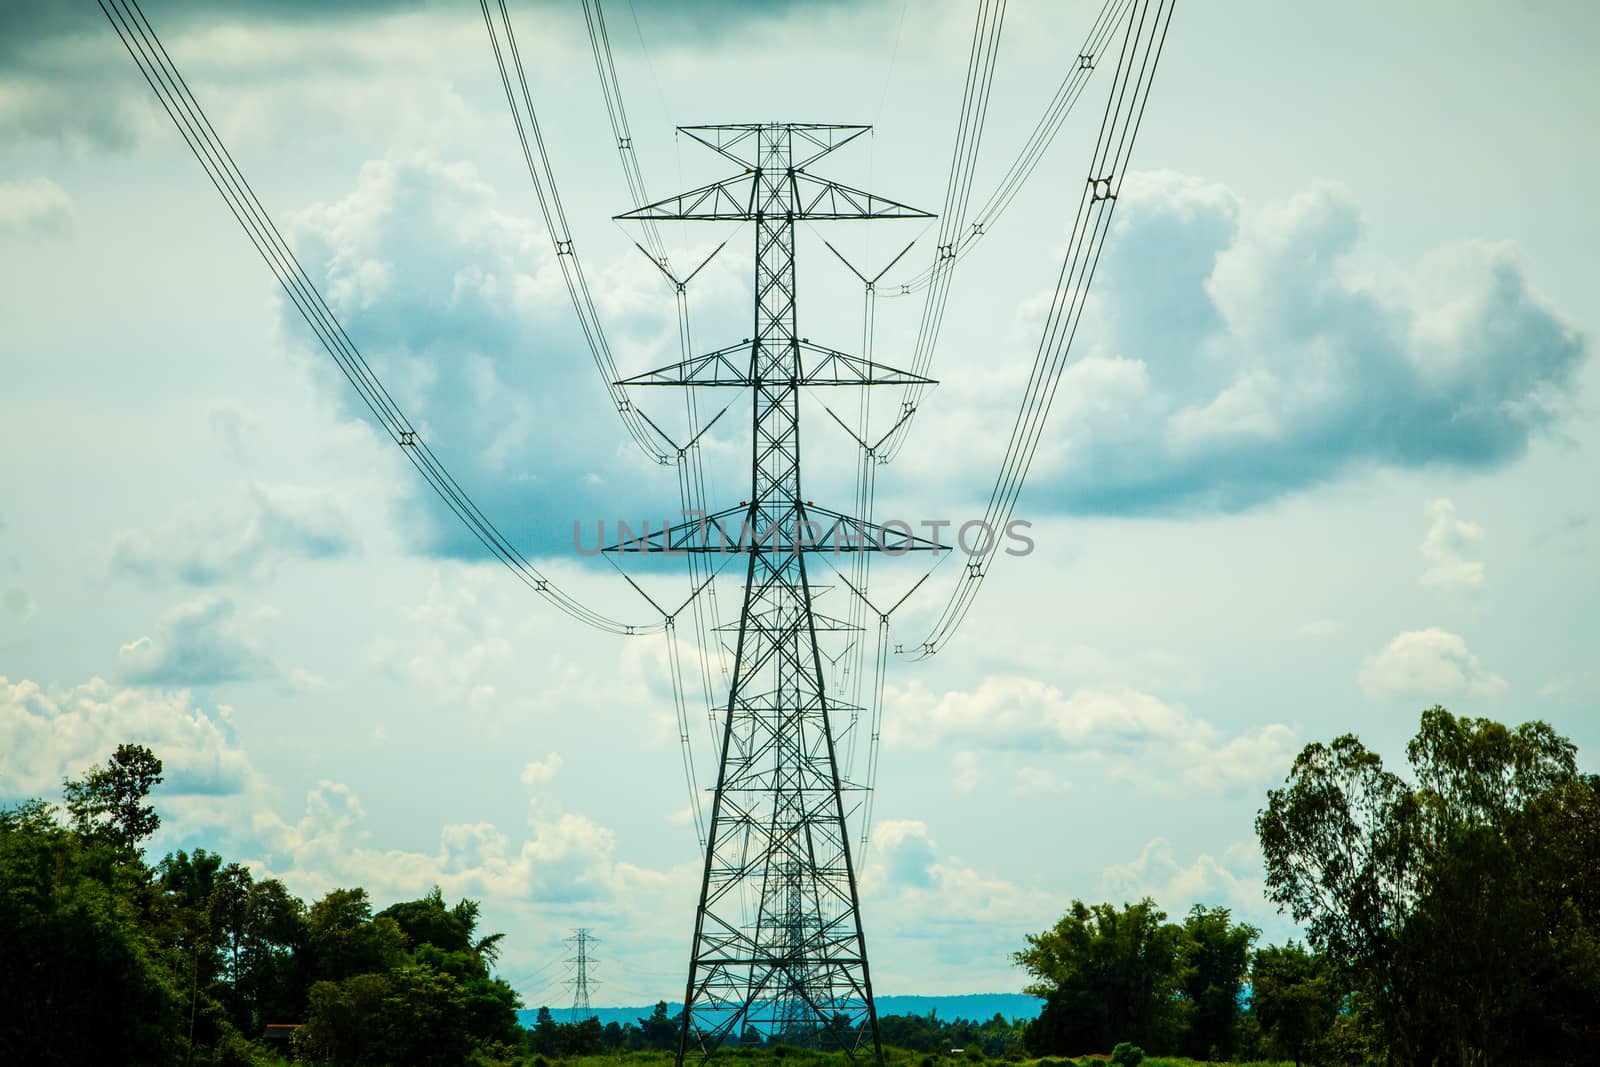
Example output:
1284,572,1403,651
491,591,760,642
607,124,937,1063
566,928,599,1024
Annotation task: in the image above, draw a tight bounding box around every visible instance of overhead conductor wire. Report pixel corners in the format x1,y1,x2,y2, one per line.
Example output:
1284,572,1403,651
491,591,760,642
879,0,1128,462
915,0,1177,658
480,0,665,463
876,0,1006,463
580,0,732,833
96,0,663,636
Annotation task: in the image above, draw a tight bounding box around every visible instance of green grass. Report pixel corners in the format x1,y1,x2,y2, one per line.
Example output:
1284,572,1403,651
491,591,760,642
551,1053,1296,1067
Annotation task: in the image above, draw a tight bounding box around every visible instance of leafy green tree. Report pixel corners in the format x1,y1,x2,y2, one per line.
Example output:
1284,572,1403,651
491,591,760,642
308,887,406,980
62,742,164,853
1258,707,1599,1065
3,747,525,1065
1249,942,1338,1066
0,799,184,1065
638,999,680,1050
557,1015,605,1056
1178,905,1257,1060
1017,898,1186,1055
296,971,392,1064
380,885,471,953
528,1004,560,1055
236,875,311,1031
379,884,506,968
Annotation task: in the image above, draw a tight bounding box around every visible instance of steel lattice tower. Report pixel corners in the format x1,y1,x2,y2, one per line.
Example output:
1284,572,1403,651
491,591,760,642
606,123,937,1063
567,928,598,1024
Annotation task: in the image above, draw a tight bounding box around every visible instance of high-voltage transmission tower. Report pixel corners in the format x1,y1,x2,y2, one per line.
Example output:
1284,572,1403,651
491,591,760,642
566,928,599,1024
606,124,937,1062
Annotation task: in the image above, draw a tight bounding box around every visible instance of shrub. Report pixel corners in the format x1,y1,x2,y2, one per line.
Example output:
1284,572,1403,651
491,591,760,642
1109,1044,1144,1067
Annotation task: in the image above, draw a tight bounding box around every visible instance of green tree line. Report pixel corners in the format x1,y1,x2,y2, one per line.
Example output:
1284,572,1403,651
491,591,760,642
1,744,522,1066
1018,708,1600,1065
4,706,1596,1065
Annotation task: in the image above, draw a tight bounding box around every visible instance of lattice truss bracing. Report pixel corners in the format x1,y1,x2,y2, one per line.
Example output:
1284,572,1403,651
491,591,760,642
609,124,934,1062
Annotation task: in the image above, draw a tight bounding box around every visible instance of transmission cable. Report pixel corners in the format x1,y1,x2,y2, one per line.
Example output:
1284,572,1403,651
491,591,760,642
878,0,1128,464
581,0,736,753
913,0,1177,658
479,0,666,463
886,0,1130,297
96,0,664,636
871,0,1005,465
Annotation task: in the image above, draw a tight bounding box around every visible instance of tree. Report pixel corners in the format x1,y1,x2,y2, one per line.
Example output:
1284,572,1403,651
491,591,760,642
1017,899,1186,1055
1249,942,1338,1066
379,885,506,968
236,875,311,1031
308,887,406,981
638,1000,679,1050
1257,707,1599,1066
62,742,164,853
528,1005,559,1055
1178,905,1258,1060
0,799,184,1065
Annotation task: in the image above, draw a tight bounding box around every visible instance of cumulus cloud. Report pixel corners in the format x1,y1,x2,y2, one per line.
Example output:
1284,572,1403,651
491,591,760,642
366,569,513,707
882,676,1296,793
860,819,1060,991
113,482,358,585
1419,498,1485,590
1099,837,1273,930
0,176,72,235
999,172,1588,515
286,154,701,557
0,674,253,798
1359,628,1508,703
520,752,563,786
252,777,676,909
874,819,939,889
119,594,276,686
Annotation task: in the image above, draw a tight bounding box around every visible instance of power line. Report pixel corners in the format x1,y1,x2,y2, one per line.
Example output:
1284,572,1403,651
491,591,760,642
876,0,1007,464
478,0,666,463
578,0,735,791
913,0,1178,658
94,0,664,637
878,0,1130,462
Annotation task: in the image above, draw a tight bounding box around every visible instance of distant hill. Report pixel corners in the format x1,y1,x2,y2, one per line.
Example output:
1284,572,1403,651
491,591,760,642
517,993,1042,1030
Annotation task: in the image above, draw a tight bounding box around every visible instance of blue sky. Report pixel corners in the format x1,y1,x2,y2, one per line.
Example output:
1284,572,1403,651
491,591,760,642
2,0,1597,1004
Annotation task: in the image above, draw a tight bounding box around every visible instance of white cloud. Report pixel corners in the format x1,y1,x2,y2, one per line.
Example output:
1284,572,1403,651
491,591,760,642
0,176,72,235
883,676,1296,793
1099,837,1272,929
0,674,254,798
365,568,513,708
860,819,1060,993
1360,628,1508,703
960,174,1589,516
520,752,564,786
119,594,276,686
113,481,359,585
1419,498,1485,590
252,777,677,910
873,819,939,890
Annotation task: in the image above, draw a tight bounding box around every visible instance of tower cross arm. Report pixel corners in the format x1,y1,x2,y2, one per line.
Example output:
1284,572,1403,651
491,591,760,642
616,172,932,223
616,173,758,222
790,173,933,220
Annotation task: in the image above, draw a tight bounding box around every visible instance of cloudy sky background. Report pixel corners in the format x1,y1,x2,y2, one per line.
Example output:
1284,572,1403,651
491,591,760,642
3,0,1597,1004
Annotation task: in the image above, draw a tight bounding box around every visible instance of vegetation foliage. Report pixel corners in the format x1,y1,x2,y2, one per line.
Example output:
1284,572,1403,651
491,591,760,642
2,705,1595,1066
